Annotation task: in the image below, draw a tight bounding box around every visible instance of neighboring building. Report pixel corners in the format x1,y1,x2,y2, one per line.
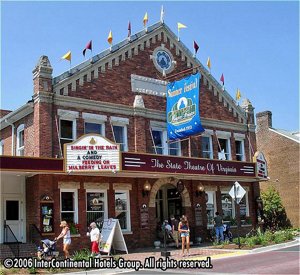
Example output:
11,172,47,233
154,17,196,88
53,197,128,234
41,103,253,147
256,111,300,228
1,22,263,254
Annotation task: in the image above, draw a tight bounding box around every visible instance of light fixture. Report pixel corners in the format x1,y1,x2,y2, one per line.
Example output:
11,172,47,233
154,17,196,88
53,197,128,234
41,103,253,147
196,184,205,197
142,181,151,197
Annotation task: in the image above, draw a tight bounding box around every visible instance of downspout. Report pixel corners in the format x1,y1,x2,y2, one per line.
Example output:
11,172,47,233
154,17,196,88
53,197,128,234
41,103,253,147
5,119,15,156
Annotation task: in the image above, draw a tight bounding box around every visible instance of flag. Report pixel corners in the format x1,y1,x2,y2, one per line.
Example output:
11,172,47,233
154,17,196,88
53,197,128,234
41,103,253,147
207,57,211,69
83,40,92,57
143,12,148,26
128,21,131,37
107,30,113,45
177,22,187,30
61,51,71,62
193,41,199,54
160,5,164,23
236,88,241,100
220,73,224,85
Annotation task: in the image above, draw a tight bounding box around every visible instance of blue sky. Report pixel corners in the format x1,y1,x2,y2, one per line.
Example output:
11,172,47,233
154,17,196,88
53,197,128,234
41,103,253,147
1,1,299,131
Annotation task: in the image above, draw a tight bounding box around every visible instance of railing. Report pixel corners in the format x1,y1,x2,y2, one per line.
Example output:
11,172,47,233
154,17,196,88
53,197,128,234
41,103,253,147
29,224,43,246
4,222,20,257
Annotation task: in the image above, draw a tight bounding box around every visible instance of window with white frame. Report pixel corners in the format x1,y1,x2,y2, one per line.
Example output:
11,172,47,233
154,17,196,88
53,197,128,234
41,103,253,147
111,117,128,152
115,190,131,231
206,191,216,227
83,113,106,136
60,189,78,224
201,136,213,159
0,140,4,155
235,139,245,161
152,129,166,154
16,124,24,156
221,193,234,222
58,109,78,155
86,190,107,228
168,140,181,156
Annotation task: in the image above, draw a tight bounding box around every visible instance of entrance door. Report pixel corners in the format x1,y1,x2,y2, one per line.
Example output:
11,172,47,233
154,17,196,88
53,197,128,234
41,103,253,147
155,184,182,223
4,199,22,242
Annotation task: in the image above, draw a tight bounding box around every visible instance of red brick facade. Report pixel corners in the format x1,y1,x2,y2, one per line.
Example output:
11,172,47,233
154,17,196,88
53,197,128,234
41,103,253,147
1,23,261,251
256,111,299,228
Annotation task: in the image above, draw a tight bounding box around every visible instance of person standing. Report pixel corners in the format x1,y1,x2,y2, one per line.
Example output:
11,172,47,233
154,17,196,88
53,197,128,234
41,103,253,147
170,215,179,248
178,215,190,257
88,222,102,257
55,221,71,259
213,212,224,243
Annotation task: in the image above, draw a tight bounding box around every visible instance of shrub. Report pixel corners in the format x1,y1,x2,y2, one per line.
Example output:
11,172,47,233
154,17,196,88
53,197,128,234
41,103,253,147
72,248,91,261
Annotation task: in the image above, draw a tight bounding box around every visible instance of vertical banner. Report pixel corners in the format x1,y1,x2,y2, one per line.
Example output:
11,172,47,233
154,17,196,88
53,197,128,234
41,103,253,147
167,72,204,140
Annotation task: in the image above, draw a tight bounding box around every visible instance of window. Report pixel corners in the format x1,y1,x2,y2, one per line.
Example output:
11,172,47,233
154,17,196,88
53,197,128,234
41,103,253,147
151,128,180,156
206,191,216,228
0,140,3,155
201,136,213,159
60,119,76,153
115,190,131,231
111,117,129,152
152,130,167,154
221,193,234,222
113,125,127,151
218,138,231,160
82,113,107,136
86,191,107,228
235,140,245,161
85,122,103,135
169,141,181,156
239,193,249,220
16,124,24,156
60,189,78,224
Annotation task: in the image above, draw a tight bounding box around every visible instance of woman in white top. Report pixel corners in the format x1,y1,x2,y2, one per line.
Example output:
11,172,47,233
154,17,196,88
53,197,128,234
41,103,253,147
89,222,102,257
55,220,71,258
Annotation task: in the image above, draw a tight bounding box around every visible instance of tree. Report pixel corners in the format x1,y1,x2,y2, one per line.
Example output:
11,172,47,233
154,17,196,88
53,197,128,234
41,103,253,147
261,186,291,230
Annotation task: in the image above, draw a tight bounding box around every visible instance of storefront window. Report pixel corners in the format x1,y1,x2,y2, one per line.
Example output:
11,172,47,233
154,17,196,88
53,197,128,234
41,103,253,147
206,191,216,227
239,194,249,220
221,193,233,222
115,190,131,231
60,190,78,224
86,191,107,228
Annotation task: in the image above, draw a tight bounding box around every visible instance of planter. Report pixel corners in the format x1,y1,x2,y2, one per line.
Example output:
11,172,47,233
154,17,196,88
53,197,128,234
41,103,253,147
154,240,161,249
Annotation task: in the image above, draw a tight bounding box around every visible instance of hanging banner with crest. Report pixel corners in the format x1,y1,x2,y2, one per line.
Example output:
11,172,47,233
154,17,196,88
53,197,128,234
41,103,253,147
167,72,205,140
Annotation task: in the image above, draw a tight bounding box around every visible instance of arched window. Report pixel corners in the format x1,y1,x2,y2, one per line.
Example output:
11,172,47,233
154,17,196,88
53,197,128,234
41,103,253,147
16,124,25,156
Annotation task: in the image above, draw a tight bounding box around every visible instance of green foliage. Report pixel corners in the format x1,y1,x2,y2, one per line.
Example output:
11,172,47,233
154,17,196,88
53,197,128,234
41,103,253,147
72,248,91,261
261,186,291,230
28,267,37,274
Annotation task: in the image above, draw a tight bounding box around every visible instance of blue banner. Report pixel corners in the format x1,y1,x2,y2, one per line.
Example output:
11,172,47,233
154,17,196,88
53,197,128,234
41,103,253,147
167,72,204,140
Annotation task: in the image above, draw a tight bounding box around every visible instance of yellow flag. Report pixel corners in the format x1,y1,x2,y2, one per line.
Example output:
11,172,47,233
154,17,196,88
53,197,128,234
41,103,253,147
236,89,241,100
207,57,211,69
61,51,71,62
177,22,187,30
143,12,148,26
107,30,113,45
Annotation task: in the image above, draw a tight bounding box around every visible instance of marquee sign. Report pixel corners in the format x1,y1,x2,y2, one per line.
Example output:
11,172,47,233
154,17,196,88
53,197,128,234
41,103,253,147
64,134,121,173
122,152,256,177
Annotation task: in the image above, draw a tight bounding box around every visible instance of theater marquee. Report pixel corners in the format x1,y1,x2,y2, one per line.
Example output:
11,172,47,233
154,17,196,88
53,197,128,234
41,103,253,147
65,134,121,173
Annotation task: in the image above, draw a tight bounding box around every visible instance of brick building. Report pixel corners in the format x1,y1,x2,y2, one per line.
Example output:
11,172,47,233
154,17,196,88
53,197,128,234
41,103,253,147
1,22,263,253
256,111,300,228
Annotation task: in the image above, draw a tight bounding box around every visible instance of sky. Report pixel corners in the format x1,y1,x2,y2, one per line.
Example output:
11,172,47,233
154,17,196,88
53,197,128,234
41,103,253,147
1,1,299,131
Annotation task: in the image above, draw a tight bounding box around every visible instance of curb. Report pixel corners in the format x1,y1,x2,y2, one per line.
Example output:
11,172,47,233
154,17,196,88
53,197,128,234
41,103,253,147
250,238,300,254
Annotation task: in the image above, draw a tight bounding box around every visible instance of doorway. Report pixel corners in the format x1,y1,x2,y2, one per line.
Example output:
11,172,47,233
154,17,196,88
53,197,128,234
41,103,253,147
4,198,22,242
155,184,183,223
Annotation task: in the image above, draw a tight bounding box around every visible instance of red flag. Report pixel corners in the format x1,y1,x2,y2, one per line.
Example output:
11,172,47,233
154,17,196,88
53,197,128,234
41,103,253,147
220,73,224,85
193,41,199,54
83,40,92,57
128,21,131,37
